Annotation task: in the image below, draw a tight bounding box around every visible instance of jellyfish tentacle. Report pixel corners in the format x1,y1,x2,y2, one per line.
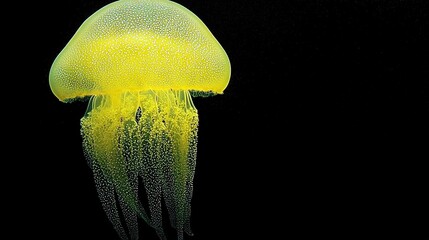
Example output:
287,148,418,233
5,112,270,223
184,117,198,236
82,100,130,240
147,91,175,232
138,95,168,240
117,188,139,240
87,150,129,240
121,119,145,240
81,94,153,240
116,92,169,240
157,90,198,240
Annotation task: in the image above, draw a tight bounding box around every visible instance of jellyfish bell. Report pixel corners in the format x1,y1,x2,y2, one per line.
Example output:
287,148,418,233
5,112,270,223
49,0,230,101
49,0,230,240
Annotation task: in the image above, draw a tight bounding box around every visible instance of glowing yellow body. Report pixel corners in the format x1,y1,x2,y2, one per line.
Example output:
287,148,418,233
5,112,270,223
48,0,230,240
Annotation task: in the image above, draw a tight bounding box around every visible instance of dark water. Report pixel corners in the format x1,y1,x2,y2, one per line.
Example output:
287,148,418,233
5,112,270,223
8,0,429,239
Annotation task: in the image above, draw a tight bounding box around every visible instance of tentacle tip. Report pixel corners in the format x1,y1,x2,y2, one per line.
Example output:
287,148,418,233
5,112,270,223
157,234,167,240
185,229,194,236
155,228,167,240
177,230,184,240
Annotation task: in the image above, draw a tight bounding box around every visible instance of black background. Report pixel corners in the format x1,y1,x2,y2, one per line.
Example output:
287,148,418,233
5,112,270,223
8,0,429,239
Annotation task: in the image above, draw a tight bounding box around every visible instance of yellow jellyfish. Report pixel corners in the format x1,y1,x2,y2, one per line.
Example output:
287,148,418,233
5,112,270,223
49,0,230,239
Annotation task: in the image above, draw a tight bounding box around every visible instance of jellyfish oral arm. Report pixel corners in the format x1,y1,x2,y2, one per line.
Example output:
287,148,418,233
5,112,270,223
81,90,198,240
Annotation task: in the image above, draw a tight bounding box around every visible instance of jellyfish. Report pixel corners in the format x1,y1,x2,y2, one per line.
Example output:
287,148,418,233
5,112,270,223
49,0,230,239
